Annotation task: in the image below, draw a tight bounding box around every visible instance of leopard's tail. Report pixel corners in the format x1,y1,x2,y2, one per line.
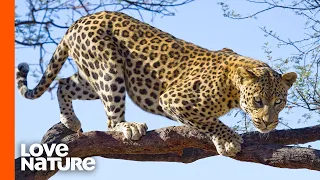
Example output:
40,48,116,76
16,40,69,99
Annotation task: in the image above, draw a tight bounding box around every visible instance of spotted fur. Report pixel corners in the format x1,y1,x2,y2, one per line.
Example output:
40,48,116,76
16,11,297,156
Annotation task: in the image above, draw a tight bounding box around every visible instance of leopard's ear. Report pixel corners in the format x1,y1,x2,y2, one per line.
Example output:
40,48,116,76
282,72,297,88
236,67,257,85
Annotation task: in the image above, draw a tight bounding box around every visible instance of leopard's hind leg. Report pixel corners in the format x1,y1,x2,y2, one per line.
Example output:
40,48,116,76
57,72,99,134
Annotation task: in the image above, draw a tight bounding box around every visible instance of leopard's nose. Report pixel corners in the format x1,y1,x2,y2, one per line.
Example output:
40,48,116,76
263,121,273,127
262,115,273,125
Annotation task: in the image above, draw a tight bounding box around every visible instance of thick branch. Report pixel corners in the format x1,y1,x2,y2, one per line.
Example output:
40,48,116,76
15,123,320,180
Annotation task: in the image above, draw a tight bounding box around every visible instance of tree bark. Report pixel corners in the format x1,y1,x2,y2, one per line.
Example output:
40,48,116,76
15,123,320,180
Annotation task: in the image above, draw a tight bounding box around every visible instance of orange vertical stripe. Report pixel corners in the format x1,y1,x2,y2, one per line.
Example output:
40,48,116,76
0,0,15,179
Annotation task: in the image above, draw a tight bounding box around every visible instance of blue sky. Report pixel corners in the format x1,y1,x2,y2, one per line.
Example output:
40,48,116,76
15,0,319,179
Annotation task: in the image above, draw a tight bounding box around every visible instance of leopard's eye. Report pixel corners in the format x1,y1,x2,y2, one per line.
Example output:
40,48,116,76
275,99,282,105
253,96,262,104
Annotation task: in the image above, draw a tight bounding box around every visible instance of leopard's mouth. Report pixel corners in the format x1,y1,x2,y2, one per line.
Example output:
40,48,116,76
252,119,278,133
256,127,271,133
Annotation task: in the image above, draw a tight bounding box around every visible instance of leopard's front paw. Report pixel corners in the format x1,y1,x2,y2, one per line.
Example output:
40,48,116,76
212,132,243,157
110,122,148,140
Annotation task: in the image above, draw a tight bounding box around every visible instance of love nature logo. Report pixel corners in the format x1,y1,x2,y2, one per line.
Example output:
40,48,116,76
20,143,95,171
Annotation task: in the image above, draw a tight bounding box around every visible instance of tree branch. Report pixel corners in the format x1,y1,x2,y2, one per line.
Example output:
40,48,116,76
15,20,69,29
15,123,320,180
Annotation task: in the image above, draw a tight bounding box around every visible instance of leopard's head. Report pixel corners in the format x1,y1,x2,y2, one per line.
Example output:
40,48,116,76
236,67,297,133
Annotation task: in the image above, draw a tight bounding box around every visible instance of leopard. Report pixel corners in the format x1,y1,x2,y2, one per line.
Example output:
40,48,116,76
16,11,297,157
